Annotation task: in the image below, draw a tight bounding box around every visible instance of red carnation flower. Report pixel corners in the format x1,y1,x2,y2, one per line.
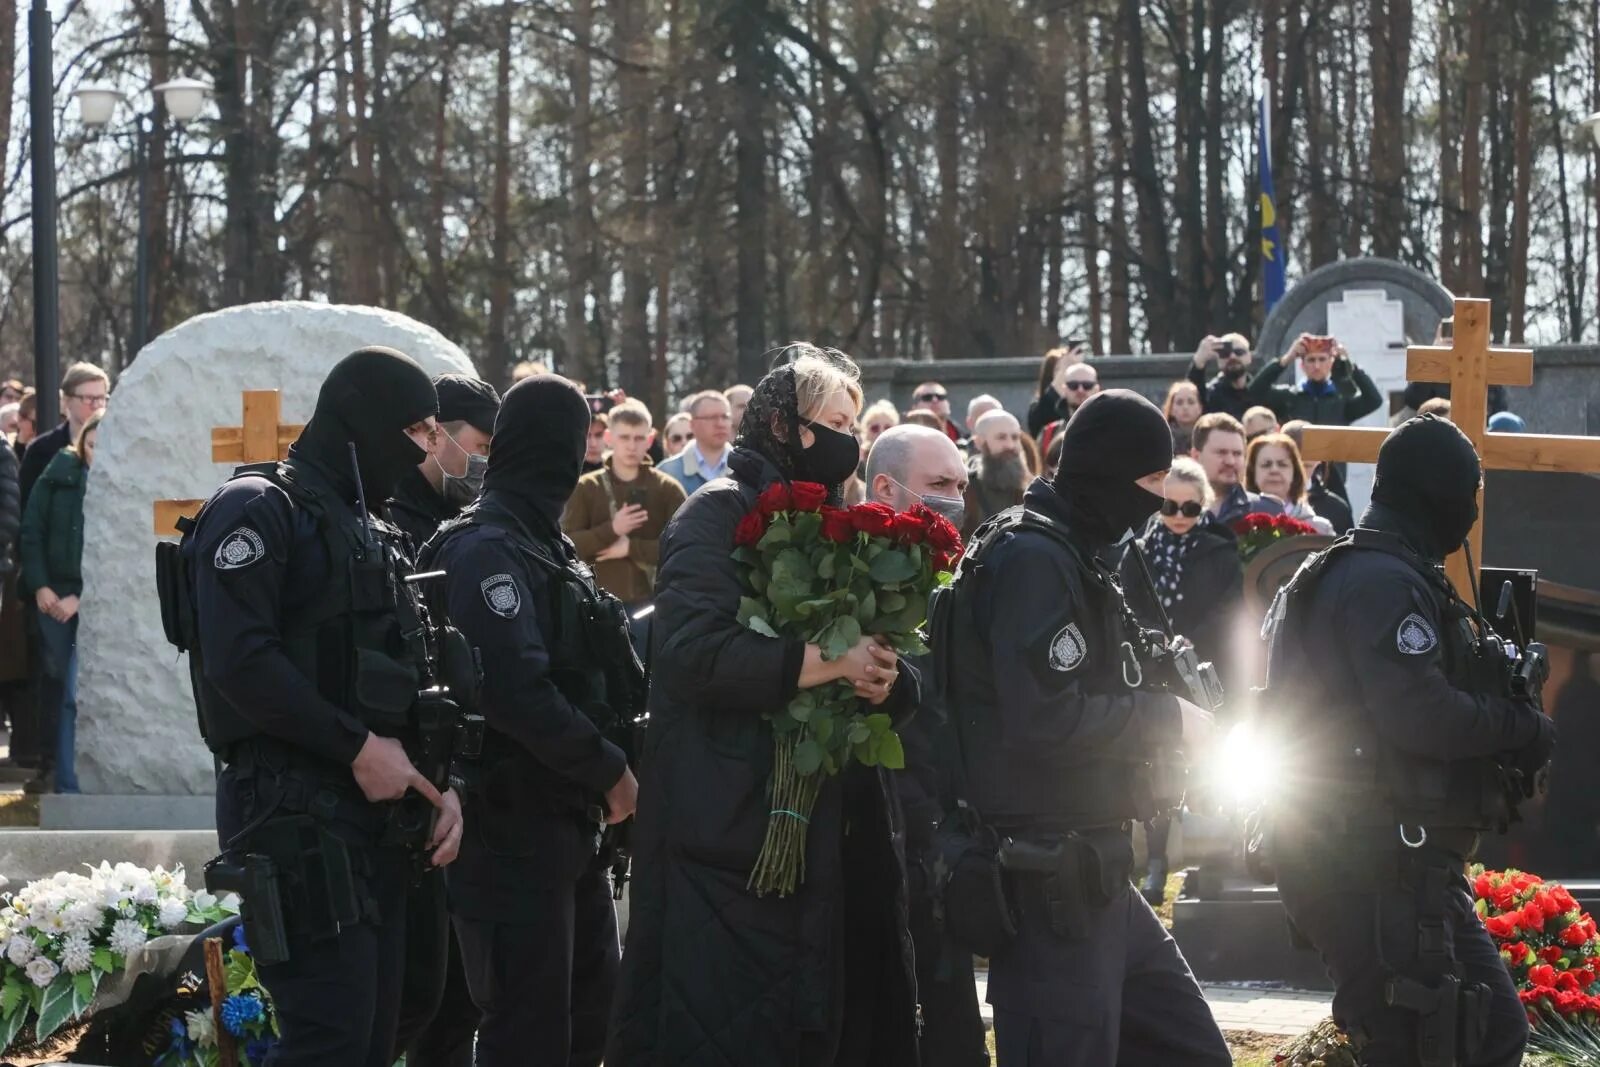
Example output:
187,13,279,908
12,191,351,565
790,481,828,512
1557,971,1583,993
1530,964,1559,989
850,502,898,538
1555,989,1589,1015
757,482,792,516
734,510,769,548
819,506,855,543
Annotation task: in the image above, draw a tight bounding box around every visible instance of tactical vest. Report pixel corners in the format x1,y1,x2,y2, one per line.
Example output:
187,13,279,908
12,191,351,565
422,506,646,770
161,461,422,755
929,505,1175,829
1260,529,1513,834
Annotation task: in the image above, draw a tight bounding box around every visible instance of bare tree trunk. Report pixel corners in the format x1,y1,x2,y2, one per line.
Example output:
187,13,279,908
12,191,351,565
1204,0,1229,331
485,1,513,387
929,0,963,359
614,0,653,397
424,3,457,332
136,0,172,342
1458,0,1490,293
1122,0,1175,351
1106,6,1132,353
1074,7,1103,353
732,0,769,385
651,0,684,413
370,0,400,308
345,0,380,303
565,0,597,385
1507,64,1531,342
0,0,13,189
1367,0,1412,259
1551,67,1583,339
1439,0,1460,289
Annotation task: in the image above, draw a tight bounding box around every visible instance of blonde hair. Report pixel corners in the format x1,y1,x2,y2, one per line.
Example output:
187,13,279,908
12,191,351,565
1166,455,1214,508
608,398,653,429
860,399,900,431
1163,380,1201,424
775,343,863,419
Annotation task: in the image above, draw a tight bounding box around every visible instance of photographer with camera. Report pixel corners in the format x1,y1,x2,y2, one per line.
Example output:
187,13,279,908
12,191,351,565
177,348,462,1067
930,389,1226,1066
1247,332,1383,427
1260,414,1554,1067
425,375,641,1067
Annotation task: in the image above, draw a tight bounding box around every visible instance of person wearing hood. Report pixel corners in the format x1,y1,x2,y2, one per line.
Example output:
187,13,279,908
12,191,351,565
423,374,641,1067
386,371,498,1067
607,345,921,1067
930,388,1226,1066
387,373,499,554
183,347,463,1067
1261,414,1554,1067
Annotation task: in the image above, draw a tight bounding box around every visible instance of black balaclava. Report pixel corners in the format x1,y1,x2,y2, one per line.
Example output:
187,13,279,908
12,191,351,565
291,346,438,502
435,374,502,437
736,361,860,497
1367,413,1481,560
1051,389,1174,543
482,374,590,524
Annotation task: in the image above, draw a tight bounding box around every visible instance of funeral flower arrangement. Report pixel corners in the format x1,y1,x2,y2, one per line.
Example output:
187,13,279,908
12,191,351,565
0,863,238,1053
1473,864,1600,1058
733,481,961,896
156,921,279,1067
1229,511,1321,563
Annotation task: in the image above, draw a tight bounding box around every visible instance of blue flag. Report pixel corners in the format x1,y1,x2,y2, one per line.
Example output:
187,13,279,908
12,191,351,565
1259,90,1286,311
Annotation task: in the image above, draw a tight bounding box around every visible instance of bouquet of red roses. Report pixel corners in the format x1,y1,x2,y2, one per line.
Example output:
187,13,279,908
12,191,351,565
732,481,962,896
1473,865,1600,1057
1229,511,1320,563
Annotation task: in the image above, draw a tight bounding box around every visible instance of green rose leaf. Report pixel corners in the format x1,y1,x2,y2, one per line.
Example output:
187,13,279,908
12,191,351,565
794,598,837,619
820,614,863,660
869,549,918,584
746,615,780,638
847,721,871,745
793,739,824,775
34,974,75,1042
731,546,758,566
865,713,892,734
817,551,837,580
813,712,835,744
856,590,877,625
850,554,871,574
879,592,907,614
759,521,793,549
737,596,765,626
878,730,906,770
794,512,823,540
855,738,880,767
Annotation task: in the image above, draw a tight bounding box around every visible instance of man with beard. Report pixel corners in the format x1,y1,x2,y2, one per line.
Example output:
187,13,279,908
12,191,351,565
1188,333,1255,419
385,371,499,1067
1262,415,1554,1066
862,424,987,1067
961,409,1029,539
929,390,1225,1065
182,348,463,1066
425,375,641,1067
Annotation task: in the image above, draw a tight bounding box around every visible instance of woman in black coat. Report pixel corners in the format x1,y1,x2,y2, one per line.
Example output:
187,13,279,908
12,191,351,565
607,347,921,1067
1119,457,1244,904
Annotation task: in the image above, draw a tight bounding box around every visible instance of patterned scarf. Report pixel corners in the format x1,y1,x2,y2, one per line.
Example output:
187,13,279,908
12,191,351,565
1144,519,1203,610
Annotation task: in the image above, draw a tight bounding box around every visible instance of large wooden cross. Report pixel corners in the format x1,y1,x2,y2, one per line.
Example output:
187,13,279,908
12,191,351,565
152,389,303,536
1302,296,1600,592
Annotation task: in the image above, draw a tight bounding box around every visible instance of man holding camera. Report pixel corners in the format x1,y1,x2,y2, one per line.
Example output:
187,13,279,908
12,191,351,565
1261,414,1554,1067
182,348,463,1066
1188,333,1257,419
930,390,1227,1066
1247,332,1384,427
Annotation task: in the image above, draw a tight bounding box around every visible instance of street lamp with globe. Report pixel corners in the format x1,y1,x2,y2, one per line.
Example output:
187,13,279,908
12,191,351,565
73,76,211,361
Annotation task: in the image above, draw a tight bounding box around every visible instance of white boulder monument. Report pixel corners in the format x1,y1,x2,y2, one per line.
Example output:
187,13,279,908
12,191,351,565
60,302,476,826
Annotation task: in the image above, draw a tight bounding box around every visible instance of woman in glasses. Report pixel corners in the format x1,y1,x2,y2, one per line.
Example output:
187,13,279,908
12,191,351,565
1118,456,1244,905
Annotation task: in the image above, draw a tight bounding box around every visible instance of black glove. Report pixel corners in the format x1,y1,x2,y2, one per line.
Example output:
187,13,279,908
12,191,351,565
1510,705,1556,798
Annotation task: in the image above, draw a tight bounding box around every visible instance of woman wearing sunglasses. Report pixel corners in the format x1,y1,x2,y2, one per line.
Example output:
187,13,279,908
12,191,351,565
1118,457,1244,906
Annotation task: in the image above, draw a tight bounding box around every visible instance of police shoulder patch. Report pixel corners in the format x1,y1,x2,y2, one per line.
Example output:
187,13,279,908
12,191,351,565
1396,612,1438,655
481,573,521,619
214,527,266,571
1048,622,1088,673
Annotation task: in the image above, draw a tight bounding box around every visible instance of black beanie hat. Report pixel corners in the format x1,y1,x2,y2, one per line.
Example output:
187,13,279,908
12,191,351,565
1052,389,1174,541
292,346,438,502
434,374,501,437
483,374,590,521
1371,413,1482,557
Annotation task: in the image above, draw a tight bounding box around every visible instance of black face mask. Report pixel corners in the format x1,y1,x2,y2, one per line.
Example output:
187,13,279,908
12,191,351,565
1052,389,1173,543
292,347,438,502
1369,413,1483,559
482,375,591,523
793,420,861,486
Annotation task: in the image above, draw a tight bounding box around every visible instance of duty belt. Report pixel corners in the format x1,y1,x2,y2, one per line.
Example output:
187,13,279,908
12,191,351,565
224,739,391,837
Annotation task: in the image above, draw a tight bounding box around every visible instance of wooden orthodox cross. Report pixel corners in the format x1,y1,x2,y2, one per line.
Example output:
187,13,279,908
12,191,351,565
152,389,303,535
1301,296,1600,593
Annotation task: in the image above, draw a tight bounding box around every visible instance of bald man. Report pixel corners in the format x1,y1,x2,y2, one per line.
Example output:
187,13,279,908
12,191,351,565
863,425,987,1067
963,409,1028,538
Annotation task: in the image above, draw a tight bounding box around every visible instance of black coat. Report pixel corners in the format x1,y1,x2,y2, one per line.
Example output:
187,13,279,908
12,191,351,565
607,447,920,1067
0,440,17,574
1120,516,1246,700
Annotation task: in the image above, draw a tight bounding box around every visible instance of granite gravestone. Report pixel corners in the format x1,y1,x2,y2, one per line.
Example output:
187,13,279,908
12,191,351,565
56,303,476,829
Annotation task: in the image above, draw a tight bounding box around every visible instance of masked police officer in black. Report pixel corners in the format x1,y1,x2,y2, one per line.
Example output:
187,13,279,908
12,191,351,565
425,374,640,1067
387,372,500,1067
932,389,1227,1065
1263,414,1555,1067
185,347,464,1066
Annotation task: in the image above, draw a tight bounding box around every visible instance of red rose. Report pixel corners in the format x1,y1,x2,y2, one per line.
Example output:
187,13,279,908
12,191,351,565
734,510,768,547
1506,941,1531,964
1474,873,1495,898
1555,887,1579,911
1530,964,1559,989
1492,884,1518,911
757,482,792,516
1540,945,1565,965
1484,914,1520,939
1562,923,1593,948
790,481,828,512
920,507,964,560
932,549,957,573
1521,901,1547,933
850,502,898,538
820,506,855,543
892,513,928,545
1540,891,1566,918
1512,872,1543,892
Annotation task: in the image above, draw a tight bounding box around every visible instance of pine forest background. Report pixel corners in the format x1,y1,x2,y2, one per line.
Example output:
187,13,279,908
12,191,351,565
0,0,1593,412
